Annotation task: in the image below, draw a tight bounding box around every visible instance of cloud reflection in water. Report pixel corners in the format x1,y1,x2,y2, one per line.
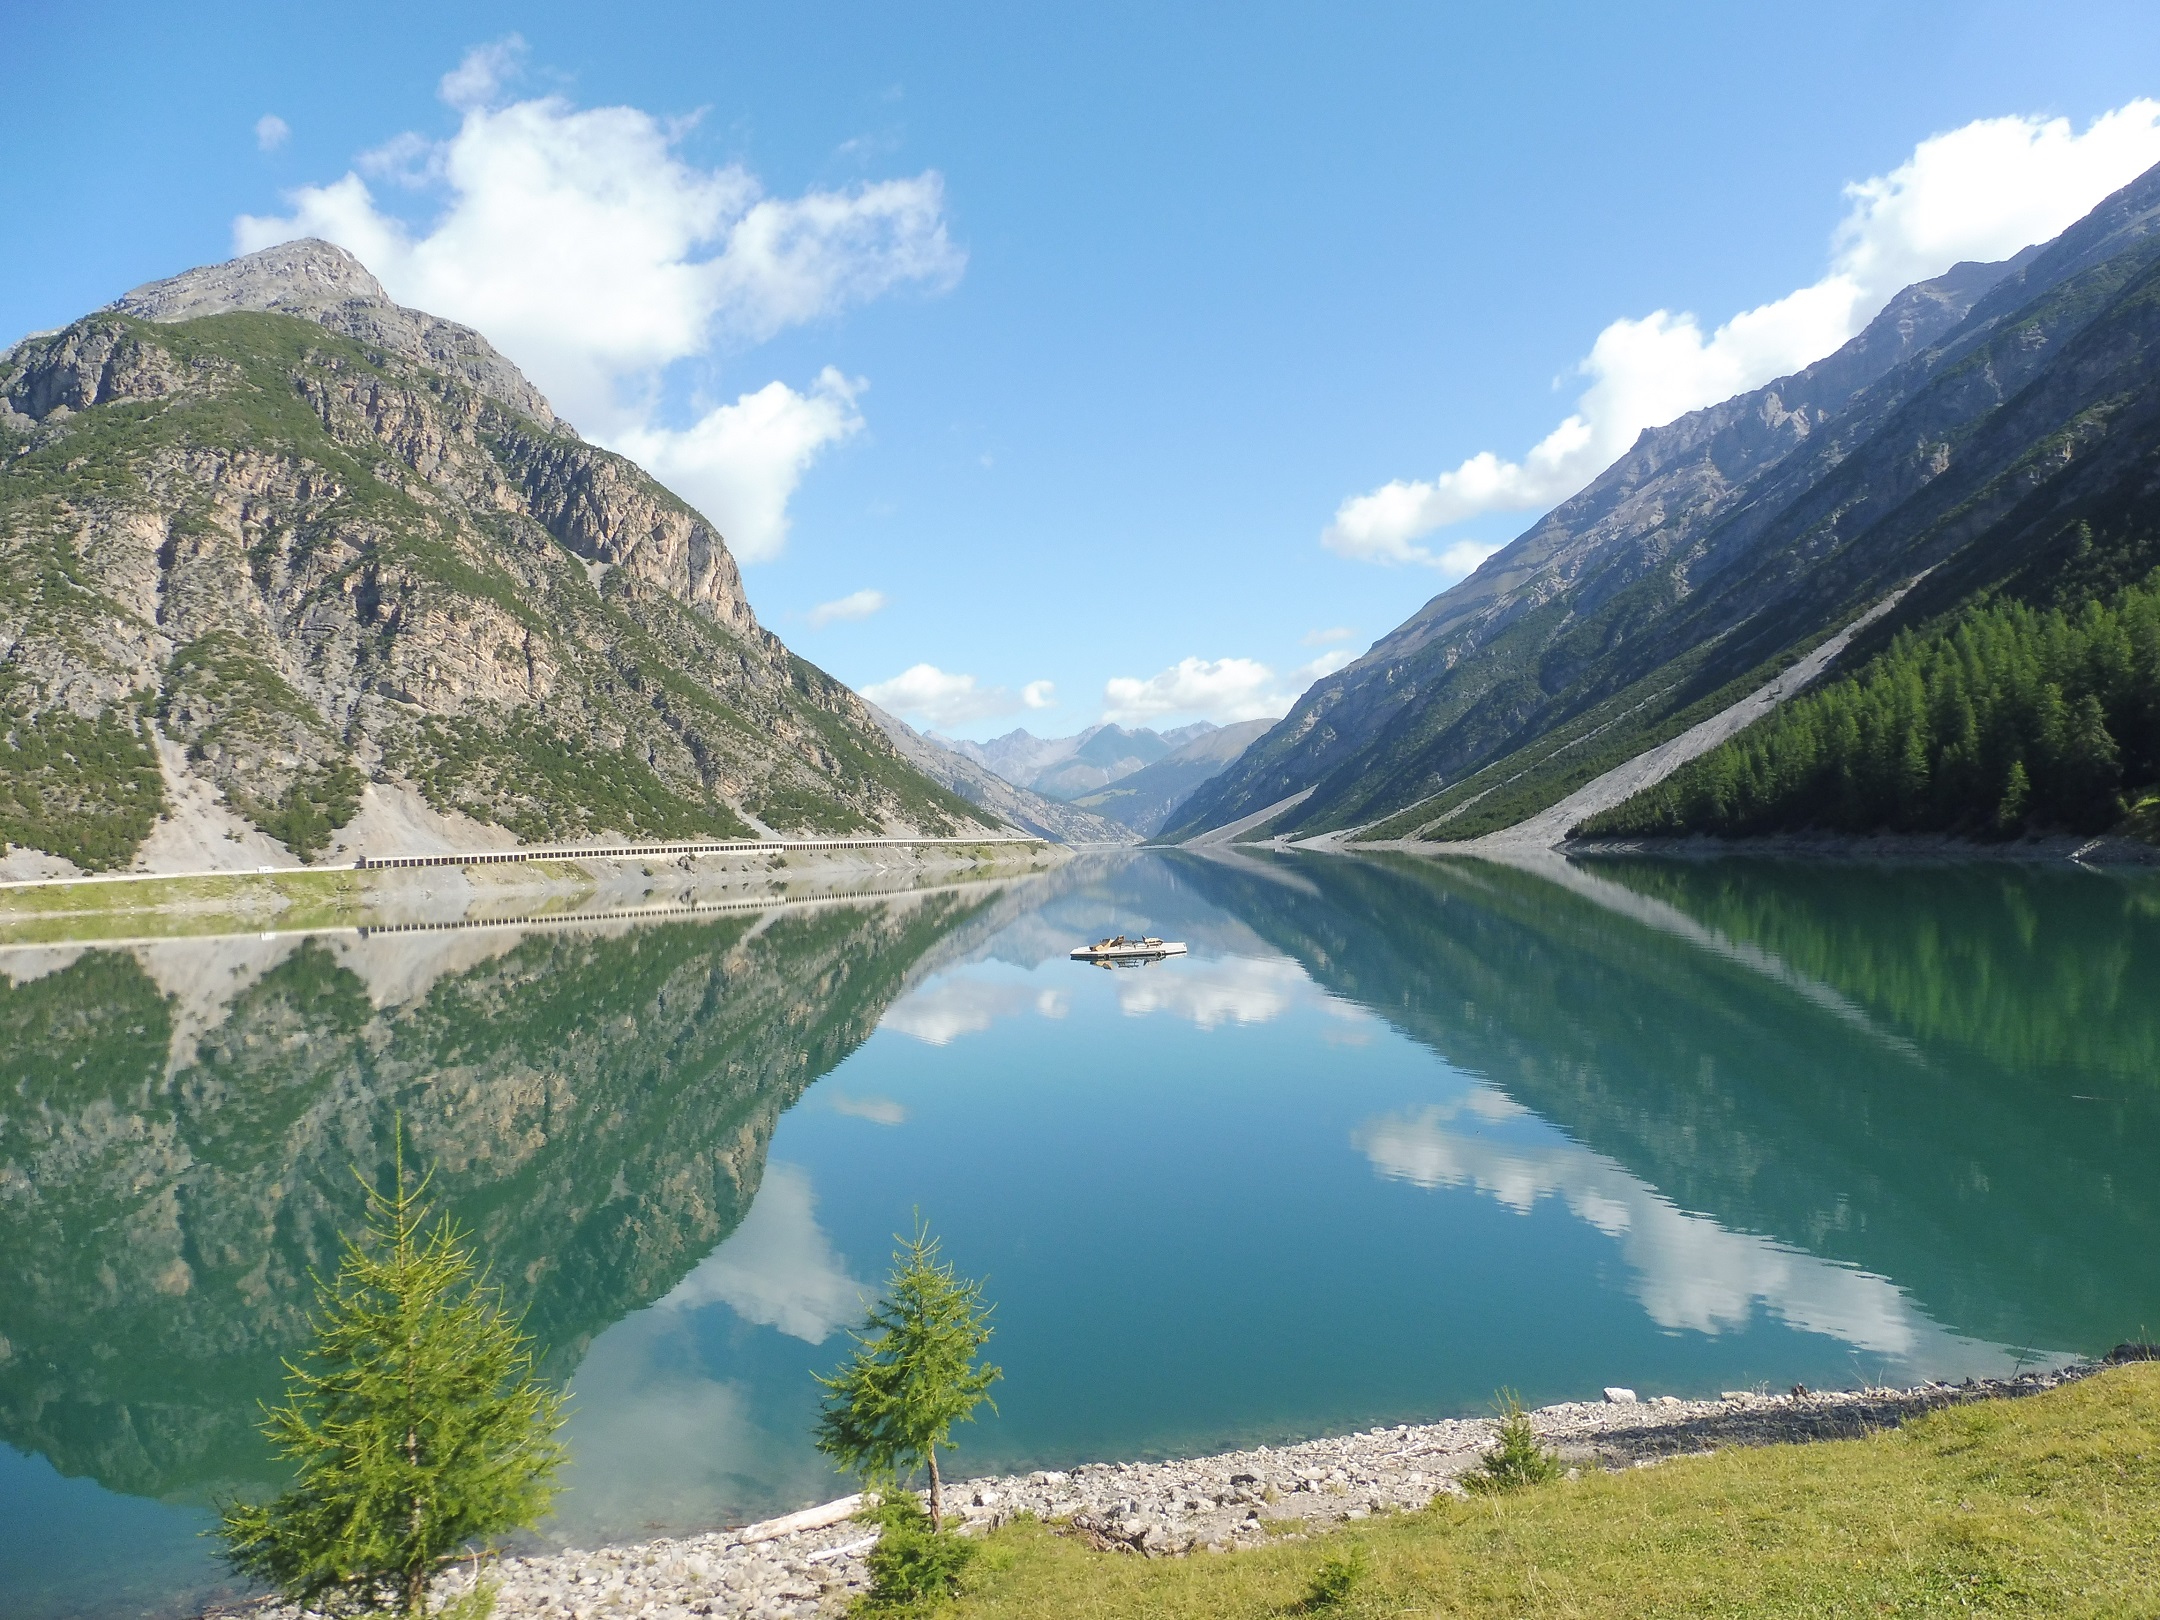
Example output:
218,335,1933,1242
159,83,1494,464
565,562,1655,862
883,976,1069,1044
1116,955,1369,1032
653,1163,864,1343
1355,1097,1947,1358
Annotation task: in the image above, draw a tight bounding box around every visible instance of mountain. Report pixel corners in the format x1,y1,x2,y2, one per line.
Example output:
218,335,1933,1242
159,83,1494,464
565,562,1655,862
0,239,991,875
864,703,1141,843
944,721,1215,800
1070,716,1272,834
1168,159,2160,843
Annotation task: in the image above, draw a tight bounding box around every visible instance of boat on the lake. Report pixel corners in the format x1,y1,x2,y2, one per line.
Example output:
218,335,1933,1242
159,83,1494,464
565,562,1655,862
1070,933,1189,965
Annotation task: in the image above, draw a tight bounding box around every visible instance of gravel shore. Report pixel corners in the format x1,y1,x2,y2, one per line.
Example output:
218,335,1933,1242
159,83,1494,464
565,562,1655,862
234,1364,2095,1620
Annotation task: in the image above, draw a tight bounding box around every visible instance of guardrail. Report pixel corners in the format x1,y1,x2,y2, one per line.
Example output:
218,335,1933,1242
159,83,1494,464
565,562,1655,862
352,834,1034,871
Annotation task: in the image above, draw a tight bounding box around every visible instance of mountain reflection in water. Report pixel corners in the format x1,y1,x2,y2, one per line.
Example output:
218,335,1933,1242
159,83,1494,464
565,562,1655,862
4,851,2158,1619
1175,849,2160,1356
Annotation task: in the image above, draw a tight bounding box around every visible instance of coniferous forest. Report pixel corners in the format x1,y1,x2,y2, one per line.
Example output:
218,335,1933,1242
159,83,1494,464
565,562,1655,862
1581,571,2160,842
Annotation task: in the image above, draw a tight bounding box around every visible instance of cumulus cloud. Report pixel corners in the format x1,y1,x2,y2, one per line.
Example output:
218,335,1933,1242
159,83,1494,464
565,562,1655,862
255,114,290,153
1021,679,1057,710
1326,100,2160,567
1102,649,1356,726
861,663,1045,729
233,39,964,562
439,34,526,111
615,370,863,561
806,587,887,629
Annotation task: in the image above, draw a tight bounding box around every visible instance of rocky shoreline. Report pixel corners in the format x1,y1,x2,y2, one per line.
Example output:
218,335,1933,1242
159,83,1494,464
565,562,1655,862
222,1364,2100,1620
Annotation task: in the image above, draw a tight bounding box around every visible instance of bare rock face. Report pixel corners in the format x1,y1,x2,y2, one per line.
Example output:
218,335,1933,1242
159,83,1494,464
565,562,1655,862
109,238,564,429
0,243,991,867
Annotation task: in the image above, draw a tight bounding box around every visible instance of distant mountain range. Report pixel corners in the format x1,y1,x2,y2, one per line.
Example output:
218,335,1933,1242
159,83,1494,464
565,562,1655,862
929,718,1269,834
0,240,994,875
1169,159,2160,847
863,706,1139,844
942,721,1218,798
1068,718,1274,834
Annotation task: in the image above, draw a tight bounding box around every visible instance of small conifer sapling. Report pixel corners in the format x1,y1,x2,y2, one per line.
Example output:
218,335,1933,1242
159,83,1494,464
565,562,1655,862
814,1218,1001,1530
1465,1390,1563,1493
218,1131,568,1617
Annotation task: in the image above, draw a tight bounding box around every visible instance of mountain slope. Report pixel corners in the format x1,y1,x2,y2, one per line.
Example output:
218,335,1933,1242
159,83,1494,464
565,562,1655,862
1071,716,1271,833
1170,160,2160,842
864,703,1141,843
0,240,989,873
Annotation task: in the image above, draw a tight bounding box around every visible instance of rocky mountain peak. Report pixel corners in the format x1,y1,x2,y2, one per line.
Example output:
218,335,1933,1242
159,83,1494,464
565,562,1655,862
111,237,390,318
109,237,563,429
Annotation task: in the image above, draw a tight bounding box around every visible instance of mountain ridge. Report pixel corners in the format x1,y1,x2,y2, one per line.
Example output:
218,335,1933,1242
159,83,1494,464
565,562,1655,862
1169,158,2160,844
0,239,996,874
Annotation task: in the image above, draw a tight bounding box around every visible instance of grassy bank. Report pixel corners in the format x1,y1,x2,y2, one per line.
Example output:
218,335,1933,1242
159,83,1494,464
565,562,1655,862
0,843,1051,945
0,867,369,943
947,1365,2159,1618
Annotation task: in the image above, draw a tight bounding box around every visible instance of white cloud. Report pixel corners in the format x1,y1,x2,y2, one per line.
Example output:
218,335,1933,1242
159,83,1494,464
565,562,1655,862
1103,657,1282,725
656,1162,863,1342
1302,626,1356,647
439,34,526,112
1021,680,1057,710
1103,650,1354,725
233,39,964,562
255,114,290,153
1293,648,1357,684
1326,100,2160,566
615,370,863,562
862,663,1043,729
806,588,887,629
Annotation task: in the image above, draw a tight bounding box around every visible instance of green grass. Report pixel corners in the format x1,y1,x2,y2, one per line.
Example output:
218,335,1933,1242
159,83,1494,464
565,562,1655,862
0,868,367,944
942,1365,2160,1618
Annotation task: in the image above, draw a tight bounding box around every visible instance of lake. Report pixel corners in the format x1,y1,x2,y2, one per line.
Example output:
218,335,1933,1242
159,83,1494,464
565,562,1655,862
5,849,2158,1618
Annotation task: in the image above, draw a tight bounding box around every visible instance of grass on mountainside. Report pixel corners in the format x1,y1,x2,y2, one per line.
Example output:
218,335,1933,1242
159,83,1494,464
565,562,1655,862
941,1365,2160,1619
1349,629,1825,846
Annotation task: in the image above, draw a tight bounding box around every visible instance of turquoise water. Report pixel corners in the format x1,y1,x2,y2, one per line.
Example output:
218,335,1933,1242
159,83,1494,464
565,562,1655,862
5,851,2158,1616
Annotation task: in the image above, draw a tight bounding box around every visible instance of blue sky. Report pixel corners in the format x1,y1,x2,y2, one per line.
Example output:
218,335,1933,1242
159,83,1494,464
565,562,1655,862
8,2,2160,738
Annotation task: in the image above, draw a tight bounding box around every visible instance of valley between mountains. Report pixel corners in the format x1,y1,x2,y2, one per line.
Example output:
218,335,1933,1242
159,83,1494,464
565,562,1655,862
10,161,2160,881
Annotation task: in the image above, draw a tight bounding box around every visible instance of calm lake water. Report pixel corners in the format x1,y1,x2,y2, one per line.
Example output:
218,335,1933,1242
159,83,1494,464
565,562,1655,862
6,850,2159,1617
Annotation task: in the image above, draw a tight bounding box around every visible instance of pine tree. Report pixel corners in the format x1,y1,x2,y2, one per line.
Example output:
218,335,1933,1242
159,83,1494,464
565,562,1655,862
219,1131,568,1617
814,1219,1001,1530
1581,568,2160,843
